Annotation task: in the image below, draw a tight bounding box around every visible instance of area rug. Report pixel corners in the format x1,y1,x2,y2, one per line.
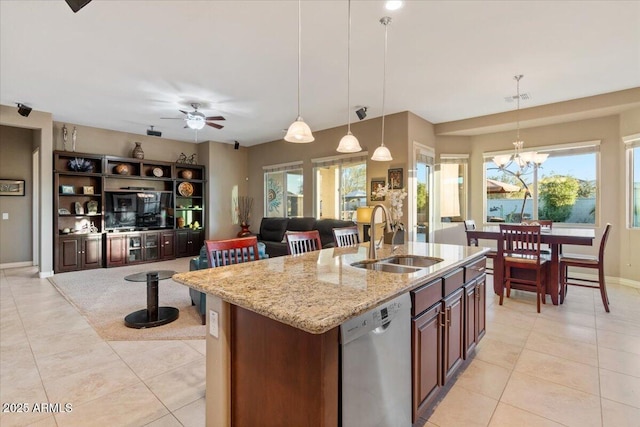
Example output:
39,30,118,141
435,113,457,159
48,258,206,341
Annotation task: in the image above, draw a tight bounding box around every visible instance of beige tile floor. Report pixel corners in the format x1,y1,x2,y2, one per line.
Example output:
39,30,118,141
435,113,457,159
2,266,639,426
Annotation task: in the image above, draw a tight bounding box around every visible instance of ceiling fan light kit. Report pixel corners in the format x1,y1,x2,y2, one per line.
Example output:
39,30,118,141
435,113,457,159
285,0,314,144
372,16,393,162
336,0,362,153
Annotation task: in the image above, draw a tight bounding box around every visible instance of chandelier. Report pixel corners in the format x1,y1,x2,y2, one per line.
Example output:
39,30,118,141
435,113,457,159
492,75,548,175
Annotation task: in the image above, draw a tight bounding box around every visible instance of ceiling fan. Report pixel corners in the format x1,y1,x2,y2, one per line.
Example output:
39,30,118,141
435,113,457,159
162,103,225,131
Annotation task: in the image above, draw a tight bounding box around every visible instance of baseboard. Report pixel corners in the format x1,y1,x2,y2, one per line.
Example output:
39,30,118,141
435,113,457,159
0,261,33,270
38,270,54,278
569,272,640,289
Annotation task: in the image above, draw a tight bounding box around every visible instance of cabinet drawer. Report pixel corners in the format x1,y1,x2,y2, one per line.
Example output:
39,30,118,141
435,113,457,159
443,268,464,297
465,257,487,282
411,278,442,317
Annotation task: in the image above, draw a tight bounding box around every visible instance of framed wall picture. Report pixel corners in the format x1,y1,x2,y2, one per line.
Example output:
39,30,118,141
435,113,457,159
371,178,386,201
0,179,25,196
388,168,403,189
83,186,94,195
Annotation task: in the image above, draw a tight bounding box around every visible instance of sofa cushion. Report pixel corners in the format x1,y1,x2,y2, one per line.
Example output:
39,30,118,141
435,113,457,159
259,217,289,242
287,217,316,232
315,218,357,247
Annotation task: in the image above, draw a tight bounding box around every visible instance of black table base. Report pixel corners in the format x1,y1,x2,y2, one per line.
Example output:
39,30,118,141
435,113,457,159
124,271,179,329
124,306,180,329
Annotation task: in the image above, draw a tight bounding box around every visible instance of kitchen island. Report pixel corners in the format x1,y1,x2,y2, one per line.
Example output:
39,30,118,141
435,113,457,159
173,242,488,426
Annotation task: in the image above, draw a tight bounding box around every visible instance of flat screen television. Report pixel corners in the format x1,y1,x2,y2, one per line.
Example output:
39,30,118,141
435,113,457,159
105,191,173,231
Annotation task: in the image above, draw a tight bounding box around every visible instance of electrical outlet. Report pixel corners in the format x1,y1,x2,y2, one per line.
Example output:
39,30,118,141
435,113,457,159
2,213,8,220
209,310,219,338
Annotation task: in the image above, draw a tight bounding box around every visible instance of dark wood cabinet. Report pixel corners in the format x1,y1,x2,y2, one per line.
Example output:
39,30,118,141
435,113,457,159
411,256,487,423
412,303,443,420
443,288,464,384
106,234,127,267
54,151,206,272
57,234,103,272
176,228,204,257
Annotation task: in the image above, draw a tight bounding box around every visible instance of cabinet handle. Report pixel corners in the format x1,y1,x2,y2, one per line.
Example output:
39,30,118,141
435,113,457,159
164,241,169,245
446,307,451,326
439,311,446,327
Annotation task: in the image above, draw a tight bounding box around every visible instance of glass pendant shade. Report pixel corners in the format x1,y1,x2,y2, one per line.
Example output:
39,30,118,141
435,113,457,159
284,116,314,143
371,144,393,161
337,132,361,153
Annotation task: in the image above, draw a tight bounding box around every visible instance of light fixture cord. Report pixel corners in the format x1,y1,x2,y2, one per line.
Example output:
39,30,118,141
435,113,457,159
515,74,522,141
297,0,302,118
346,0,352,133
381,17,390,146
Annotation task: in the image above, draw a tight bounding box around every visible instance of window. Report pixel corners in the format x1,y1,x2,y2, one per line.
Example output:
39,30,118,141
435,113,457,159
624,133,640,228
439,155,468,222
263,162,304,218
313,154,367,221
484,141,599,224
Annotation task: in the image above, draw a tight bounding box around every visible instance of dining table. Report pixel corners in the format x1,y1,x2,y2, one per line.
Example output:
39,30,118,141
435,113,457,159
466,225,595,305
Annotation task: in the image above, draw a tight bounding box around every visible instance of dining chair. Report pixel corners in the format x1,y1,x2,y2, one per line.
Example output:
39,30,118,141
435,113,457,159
205,236,260,267
559,223,612,312
464,219,495,274
499,224,549,313
286,230,323,255
521,219,553,254
332,226,360,247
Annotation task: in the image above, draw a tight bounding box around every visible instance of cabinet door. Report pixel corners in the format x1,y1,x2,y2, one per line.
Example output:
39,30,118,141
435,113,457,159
191,229,205,255
175,230,190,257
160,231,176,260
443,288,464,385
127,234,144,264
475,275,486,342
412,303,442,422
106,235,127,267
58,236,81,272
464,280,477,359
144,232,159,261
82,235,103,269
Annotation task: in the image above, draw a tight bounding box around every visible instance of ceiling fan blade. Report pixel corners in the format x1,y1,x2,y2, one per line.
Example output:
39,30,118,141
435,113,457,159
206,122,224,130
205,116,225,121
160,117,184,120
179,110,189,115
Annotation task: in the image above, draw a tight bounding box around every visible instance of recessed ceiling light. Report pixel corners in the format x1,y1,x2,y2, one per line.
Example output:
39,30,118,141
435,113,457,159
385,1,403,11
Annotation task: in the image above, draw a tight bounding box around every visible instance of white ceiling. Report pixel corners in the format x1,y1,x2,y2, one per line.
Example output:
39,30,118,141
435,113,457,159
1,1,639,146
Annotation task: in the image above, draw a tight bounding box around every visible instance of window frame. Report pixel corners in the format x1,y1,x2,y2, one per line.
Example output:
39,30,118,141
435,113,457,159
483,140,600,226
624,133,640,229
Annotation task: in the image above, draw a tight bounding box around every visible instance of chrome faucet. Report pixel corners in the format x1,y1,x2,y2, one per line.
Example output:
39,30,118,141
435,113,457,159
368,204,393,260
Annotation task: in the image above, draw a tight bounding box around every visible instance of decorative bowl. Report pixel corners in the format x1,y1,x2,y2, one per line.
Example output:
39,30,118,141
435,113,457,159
68,158,94,172
181,170,193,179
114,164,129,175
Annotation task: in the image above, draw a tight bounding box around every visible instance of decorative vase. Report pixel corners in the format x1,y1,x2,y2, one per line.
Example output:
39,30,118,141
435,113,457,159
132,142,144,159
181,169,193,179
237,223,252,237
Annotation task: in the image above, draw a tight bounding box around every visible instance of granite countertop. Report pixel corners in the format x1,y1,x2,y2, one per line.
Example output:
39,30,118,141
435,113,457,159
172,242,488,334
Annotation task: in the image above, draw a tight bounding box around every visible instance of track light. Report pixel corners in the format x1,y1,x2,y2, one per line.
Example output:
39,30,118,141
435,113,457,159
356,107,367,120
234,141,240,150
147,126,161,137
65,0,92,13
16,103,32,117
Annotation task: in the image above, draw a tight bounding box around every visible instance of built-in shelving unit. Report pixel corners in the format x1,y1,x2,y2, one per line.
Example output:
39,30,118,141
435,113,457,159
53,151,206,273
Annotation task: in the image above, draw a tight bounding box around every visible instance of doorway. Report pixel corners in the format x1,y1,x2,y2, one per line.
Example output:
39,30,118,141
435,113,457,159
409,144,433,242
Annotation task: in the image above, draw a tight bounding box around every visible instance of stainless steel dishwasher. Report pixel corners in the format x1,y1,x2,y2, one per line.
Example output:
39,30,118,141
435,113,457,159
340,293,411,427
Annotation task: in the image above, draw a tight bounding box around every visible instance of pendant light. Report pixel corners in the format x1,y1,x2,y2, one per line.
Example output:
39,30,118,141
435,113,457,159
336,0,362,153
371,16,393,162
284,0,314,143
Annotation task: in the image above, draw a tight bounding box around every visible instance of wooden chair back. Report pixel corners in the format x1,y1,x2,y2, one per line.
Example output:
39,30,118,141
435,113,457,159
464,220,478,246
205,236,260,267
499,224,543,261
598,223,612,262
332,226,360,247
521,219,553,230
286,230,322,255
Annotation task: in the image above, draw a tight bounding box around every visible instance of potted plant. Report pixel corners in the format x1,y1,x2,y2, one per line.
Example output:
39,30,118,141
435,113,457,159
371,184,408,244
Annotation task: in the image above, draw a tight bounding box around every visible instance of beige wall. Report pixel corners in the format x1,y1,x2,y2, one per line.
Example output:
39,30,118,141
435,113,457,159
247,112,411,223
0,126,33,264
0,105,53,275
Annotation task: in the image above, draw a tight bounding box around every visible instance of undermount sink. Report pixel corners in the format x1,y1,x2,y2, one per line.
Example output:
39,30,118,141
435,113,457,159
350,261,423,274
380,255,444,268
